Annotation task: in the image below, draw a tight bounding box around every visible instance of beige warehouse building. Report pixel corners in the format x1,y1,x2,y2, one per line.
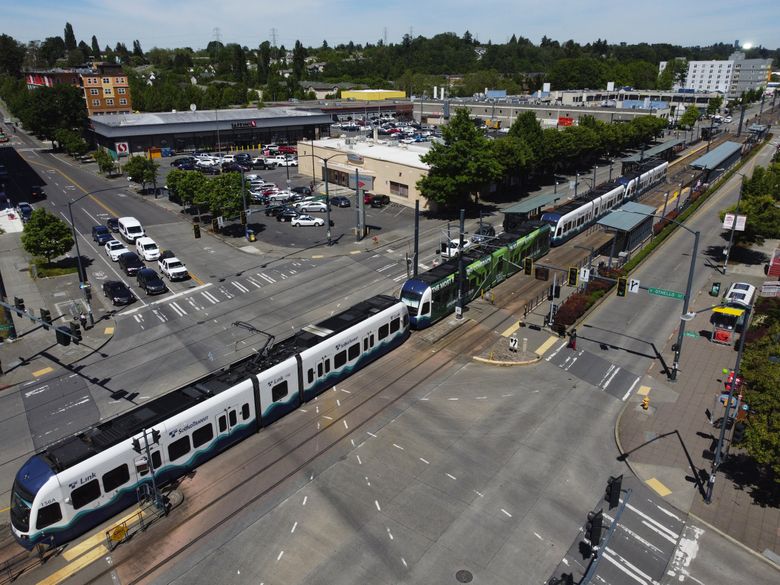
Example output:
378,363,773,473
297,138,430,209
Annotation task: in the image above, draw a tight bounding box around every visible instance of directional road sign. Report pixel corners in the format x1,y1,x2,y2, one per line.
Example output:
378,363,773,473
579,267,590,283
648,287,685,300
628,279,640,294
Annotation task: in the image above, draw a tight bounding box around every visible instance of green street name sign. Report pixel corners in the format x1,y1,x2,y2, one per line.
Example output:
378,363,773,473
648,287,686,300
684,331,700,338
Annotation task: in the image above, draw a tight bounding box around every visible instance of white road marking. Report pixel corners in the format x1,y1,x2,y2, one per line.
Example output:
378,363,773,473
545,341,568,361
501,509,512,518
258,272,276,283
302,496,307,506
169,302,187,317
419,263,430,270
622,376,641,401
356,455,362,465
393,443,404,450
446,473,457,480
322,415,333,420
392,273,407,282
133,315,142,322
232,281,249,293
601,366,622,390
152,309,167,322
343,420,348,429
276,550,284,562
626,503,679,541
279,273,288,279
419,457,429,464
341,389,351,394
448,397,459,401
534,532,543,540
246,276,262,288
367,431,377,438
218,286,234,299
201,290,219,304
377,263,395,272
401,557,407,568
474,490,484,497
290,522,297,533
186,297,202,311
602,551,652,585
374,500,381,511
386,527,394,540
604,547,659,584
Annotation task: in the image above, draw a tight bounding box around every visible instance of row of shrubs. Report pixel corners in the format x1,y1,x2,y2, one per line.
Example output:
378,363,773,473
553,266,624,329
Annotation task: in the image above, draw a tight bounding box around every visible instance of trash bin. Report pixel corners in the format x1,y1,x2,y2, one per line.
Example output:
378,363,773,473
709,282,721,296
246,229,256,242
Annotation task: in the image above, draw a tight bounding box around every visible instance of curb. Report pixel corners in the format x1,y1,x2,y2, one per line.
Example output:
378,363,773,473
472,354,541,367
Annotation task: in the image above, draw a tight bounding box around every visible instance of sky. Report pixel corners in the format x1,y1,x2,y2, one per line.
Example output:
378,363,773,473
1,0,779,52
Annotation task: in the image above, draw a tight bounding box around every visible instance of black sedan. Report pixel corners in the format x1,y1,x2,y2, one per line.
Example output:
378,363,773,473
276,208,299,222
102,281,135,305
330,196,351,207
136,268,167,295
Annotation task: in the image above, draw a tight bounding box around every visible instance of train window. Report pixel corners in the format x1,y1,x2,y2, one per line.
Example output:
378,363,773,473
334,350,347,369
102,464,130,492
229,410,237,426
242,403,250,420
192,424,214,448
152,451,161,469
390,317,400,333
403,314,408,326
308,368,314,383
348,343,360,361
421,302,430,315
36,502,62,530
317,363,323,377
71,479,101,510
325,359,330,373
218,415,227,433
272,381,288,402
370,334,374,347
378,324,389,340
168,436,191,462
363,338,368,352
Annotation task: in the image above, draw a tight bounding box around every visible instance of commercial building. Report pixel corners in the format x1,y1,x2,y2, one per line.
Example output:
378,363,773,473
90,107,332,158
341,89,406,101
297,137,429,209
660,52,771,98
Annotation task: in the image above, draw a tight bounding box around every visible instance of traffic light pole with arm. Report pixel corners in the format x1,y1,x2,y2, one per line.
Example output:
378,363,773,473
67,196,95,326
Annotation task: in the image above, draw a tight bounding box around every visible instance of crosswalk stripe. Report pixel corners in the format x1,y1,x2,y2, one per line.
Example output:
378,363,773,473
258,273,276,283
393,273,407,282
169,302,187,317
152,309,166,322
232,281,250,293
246,276,262,288
201,291,219,304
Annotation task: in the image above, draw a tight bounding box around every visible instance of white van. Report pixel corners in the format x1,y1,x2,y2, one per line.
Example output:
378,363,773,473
118,217,145,243
135,236,160,261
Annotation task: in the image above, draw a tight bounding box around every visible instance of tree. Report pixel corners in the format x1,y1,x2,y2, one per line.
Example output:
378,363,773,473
678,105,701,129
0,34,26,76
418,108,502,209
132,40,144,58
93,149,115,175
20,84,87,141
707,95,724,116
39,36,66,67
20,208,74,263
292,40,307,80
91,35,101,59
53,128,88,156
167,169,207,209
124,156,159,194
63,22,77,51
740,322,780,484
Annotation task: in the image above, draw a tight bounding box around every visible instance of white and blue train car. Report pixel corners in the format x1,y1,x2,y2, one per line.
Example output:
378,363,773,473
10,295,409,550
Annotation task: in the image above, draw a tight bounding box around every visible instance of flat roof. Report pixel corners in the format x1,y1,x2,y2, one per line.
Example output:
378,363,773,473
311,137,430,170
503,192,566,214
622,138,685,162
690,142,743,170
598,201,656,231
91,106,325,128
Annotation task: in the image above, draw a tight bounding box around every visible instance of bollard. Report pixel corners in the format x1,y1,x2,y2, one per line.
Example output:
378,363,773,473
522,337,527,354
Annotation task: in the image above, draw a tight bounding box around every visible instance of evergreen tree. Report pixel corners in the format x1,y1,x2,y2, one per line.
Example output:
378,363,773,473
91,35,101,59
40,36,66,67
132,39,144,58
0,34,26,76
63,22,77,51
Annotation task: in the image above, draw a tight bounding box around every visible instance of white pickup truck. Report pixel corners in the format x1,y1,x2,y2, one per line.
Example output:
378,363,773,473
439,238,473,259
158,257,189,281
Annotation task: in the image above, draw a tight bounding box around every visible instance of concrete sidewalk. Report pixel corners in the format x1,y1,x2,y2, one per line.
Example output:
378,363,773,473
0,232,115,389
616,254,780,565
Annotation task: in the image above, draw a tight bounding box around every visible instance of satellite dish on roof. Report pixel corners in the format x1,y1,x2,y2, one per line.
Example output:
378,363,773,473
190,104,197,112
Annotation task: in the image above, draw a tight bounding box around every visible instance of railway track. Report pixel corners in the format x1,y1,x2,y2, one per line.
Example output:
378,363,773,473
75,317,494,584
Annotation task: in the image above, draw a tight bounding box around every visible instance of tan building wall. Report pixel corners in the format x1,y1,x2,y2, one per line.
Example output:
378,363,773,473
297,139,429,209
341,89,406,101
81,70,132,116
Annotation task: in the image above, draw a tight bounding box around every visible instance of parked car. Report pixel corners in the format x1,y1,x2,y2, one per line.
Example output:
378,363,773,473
251,157,275,170
105,239,129,261
296,200,329,213
471,224,496,243
172,156,196,169
249,192,268,204
291,186,312,196
330,196,351,207
106,217,120,232
118,252,144,276
136,268,167,295
158,257,188,281
17,202,33,222
30,185,45,200
265,204,287,217
91,225,113,244
198,165,221,175
370,194,391,208
102,280,135,306
276,208,299,222
222,161,251,173
135,236,161,261
291,214,325,227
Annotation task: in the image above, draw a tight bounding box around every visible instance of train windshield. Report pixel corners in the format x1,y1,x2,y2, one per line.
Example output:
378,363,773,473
400,290,422,309
10,481,32,532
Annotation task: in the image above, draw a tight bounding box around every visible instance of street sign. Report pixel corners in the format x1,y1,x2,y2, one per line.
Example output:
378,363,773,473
648,287,685,300
579,267,590,283
509,336,518,352
115,142,129,156
628,279,640,294
684,331,700,338
723,214,747,231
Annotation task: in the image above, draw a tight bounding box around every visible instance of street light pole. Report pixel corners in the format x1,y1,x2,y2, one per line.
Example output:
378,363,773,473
670,228,699,381
67,200,95,326
324,159,331,246
574,173,579,198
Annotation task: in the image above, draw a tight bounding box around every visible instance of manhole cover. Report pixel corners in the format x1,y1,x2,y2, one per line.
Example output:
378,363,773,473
455,569,473,583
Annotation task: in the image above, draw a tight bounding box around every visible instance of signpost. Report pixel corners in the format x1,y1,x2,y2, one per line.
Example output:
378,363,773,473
628,279,640,294
648,287,685,300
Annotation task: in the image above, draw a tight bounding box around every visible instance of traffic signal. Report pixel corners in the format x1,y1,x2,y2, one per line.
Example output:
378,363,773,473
193,224,201,239
616,277,628,297
13,297,25,312
724,370,744,392
40,308,52,330
240,210,247,225
55,326,71,346
151,428,161,444
84,285,92,302
567,266,578,287
605,474,623,509
524,257,533,275
586,510,603,547
70,321,82,344
732,421,746,444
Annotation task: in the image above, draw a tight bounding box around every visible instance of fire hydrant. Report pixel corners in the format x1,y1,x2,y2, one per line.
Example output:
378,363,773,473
641,396,650,410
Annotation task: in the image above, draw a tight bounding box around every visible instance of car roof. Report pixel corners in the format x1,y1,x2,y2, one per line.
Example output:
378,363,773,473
136,236,156,244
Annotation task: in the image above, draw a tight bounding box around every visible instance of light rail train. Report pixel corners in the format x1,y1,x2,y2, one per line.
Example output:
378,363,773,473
10,296,409,549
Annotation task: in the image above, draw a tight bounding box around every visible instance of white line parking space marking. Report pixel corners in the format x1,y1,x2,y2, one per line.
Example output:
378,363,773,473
232,281,250,293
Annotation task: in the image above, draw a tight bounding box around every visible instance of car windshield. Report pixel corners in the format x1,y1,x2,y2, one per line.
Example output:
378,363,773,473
168,261,183,269
128,226,142,234
143,243,158,251
109,241,122,249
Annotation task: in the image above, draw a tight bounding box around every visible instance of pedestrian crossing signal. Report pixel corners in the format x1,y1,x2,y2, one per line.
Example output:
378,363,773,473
193,224,201,239
567,266,578,287
616,277,628,297
524,257,533,275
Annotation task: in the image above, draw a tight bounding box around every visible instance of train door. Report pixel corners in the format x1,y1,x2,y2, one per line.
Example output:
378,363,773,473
363,330,375,356
217,406,240,437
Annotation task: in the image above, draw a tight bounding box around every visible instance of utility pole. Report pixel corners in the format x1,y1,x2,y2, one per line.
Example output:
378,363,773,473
456,209,465,319
413,200,419,277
